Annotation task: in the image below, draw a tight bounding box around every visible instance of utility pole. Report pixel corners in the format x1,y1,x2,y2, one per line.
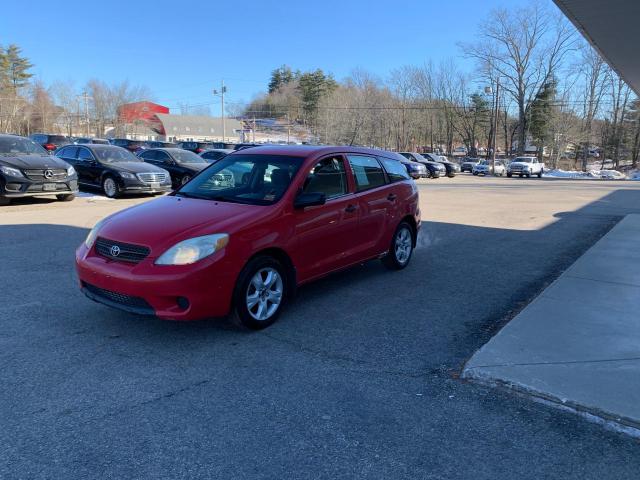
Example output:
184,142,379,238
78,91,91,137
252,115,256,142
491,78,500,172
213,81,227,142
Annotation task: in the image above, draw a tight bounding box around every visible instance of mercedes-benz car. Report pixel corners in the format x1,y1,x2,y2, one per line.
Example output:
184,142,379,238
0,134,78,205
55,144,171,198
138,148,210,187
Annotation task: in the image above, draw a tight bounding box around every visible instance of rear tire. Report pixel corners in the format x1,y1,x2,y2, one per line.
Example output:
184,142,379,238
56,194,75,202
538,169,543,178
232,255,288,330
382,221,414,270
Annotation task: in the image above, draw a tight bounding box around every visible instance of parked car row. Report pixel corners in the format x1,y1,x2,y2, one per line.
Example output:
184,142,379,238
461,156,546,178
399,152,460,178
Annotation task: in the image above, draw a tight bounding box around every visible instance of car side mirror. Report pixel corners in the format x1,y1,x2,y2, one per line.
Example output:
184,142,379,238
294,191,326,209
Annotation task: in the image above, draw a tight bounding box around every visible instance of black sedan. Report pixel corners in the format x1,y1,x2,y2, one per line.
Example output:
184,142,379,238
55,144,171,198
0,134,78,205
138,148,209,187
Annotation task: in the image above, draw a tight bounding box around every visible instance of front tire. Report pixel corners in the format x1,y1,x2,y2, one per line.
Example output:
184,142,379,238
507,172,512,178
538,169,543,178
102,176,120,198
233,255,288,330
382,221,414,270
0,197,10,206
56,194,75,202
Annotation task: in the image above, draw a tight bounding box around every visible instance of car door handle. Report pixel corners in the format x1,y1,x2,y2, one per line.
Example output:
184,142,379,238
345,204,357,213
387,193,397,201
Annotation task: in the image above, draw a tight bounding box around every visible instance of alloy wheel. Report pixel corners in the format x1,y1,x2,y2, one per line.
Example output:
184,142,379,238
246,267,283,321
103,178,117,197
395,227,412,265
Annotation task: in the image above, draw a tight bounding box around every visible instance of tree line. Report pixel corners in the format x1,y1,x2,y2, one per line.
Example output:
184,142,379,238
244,2,639,169
0,44,151,138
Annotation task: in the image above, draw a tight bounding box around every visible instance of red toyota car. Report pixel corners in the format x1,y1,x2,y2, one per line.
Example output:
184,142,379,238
76,146,420,329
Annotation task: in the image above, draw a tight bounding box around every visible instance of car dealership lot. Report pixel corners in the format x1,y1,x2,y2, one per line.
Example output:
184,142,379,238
2,177,640,479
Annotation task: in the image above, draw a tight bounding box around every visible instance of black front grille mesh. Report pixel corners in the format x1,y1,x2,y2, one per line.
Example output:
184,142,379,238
83,282,152,310
95,237,150,264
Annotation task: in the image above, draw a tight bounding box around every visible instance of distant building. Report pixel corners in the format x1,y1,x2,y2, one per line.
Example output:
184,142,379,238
150,113,242,142
117,101,169,124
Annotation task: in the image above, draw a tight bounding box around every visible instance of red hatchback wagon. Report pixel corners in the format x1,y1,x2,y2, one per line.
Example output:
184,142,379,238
76,146,421,329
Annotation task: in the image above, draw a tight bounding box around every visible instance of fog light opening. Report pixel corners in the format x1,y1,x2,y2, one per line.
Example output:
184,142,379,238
176,296,190,310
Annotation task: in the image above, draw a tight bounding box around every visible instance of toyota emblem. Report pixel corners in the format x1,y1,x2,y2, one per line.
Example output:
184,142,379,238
44,169,54,179
110,245,121,257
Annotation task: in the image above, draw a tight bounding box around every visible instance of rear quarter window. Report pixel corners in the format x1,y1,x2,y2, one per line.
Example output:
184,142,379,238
379,157,410,182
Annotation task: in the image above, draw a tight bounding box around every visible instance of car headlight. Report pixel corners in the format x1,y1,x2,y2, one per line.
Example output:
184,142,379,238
84,219,105,248
0,165,24,178
155,234,229,265
67,165,76,176
119,172,136,179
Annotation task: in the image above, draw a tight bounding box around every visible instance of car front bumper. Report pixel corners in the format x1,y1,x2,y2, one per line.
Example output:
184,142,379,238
76,243,239,321
2,175,78,198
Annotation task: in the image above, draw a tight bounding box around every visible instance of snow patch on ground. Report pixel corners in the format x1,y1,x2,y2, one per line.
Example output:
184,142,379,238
77,192,114,201
543,169,628,180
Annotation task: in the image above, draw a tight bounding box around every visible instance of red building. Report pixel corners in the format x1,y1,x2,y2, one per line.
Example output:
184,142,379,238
117,101,169,124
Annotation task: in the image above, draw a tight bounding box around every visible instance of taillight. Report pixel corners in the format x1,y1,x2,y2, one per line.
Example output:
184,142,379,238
196,148,203,153
44,143,56,150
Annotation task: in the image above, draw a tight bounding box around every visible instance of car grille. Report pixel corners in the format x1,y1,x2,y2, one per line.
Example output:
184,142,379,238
83,282,153,311
136,172,168,184
510,165,523,170
23,169,67,180
95,237,151,264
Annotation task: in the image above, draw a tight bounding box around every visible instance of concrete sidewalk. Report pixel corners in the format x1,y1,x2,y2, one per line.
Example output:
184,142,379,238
463,214,640,433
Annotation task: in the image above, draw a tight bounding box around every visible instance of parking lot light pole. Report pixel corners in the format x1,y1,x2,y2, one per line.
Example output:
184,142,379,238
491,78,500,172
213,81,227,142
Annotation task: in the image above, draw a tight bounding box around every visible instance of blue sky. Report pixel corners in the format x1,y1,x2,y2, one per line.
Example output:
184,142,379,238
2,0,549,113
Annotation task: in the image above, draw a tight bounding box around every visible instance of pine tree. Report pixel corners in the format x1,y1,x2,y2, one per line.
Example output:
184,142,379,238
0,44,33,92
529,79,557,159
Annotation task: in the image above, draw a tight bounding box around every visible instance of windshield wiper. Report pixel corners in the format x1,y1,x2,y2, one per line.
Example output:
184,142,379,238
175,191,209,200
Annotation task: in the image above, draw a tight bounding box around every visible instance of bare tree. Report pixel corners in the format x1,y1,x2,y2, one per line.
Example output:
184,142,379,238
462,2,576,154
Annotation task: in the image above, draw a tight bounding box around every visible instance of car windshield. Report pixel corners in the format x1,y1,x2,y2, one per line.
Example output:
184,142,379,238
171,150,207,164
0,136,48,155
176,154,303,206
93,146,141,163
514,158,533,163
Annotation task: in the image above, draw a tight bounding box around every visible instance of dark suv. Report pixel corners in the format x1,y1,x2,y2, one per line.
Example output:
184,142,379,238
0,134,78,205
138,148,209,187
55,144,171,198
29,133,72,152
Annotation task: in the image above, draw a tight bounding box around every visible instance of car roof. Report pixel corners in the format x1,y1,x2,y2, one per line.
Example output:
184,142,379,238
234,145,405,160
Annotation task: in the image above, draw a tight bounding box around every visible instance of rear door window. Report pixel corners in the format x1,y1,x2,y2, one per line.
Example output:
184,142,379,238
77,148,94,162
302,156,348,199
347,155,387,192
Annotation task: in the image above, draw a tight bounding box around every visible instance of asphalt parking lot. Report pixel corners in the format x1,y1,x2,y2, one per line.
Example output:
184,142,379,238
2,176,640,479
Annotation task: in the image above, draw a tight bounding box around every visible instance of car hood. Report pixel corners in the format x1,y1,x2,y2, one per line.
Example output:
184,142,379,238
0,154,69,170
98,195,268,255
108,161,168,174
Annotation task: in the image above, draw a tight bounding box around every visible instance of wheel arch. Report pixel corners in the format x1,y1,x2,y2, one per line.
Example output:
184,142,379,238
243,247,298,298
400,215,418,246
